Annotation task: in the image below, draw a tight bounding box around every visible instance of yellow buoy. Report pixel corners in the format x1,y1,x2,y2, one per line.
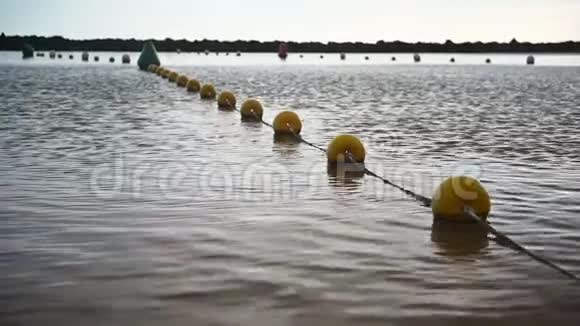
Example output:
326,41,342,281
326,135,366,163
155,67,164,75
168,71,179,82
240,99,263,121
217,91,236,109
432,176,491,222
176,75,189,87
200,84,217,99
161,69,171,79
148,64,158,72
273,111,302,135
186,79,201,92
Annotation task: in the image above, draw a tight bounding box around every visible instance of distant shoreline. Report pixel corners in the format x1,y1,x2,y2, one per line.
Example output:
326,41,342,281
1,34,579,53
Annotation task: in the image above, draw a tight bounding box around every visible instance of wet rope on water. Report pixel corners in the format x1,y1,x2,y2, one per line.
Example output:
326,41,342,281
363,168,433,207
285,123,327,153
464,207,579,281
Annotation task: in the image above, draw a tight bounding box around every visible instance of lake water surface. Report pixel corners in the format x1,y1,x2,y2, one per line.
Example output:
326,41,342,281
1,51,580,325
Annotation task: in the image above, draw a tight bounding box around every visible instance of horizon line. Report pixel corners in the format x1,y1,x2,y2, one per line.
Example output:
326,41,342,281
3,33,580,45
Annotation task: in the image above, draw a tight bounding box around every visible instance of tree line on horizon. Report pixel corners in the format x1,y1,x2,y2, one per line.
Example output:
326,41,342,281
1,33,579,53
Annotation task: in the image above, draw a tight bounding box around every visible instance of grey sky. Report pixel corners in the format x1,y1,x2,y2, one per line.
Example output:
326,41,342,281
1,0,578,42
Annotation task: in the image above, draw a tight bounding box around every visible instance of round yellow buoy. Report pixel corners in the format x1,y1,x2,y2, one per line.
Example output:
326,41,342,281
432,176,491,222
326,135,366,163
176,75,189,87
186,79,201,92
155,67,164,75
168,71,179,82
217,91,236,109
162,69,171,79
200,84,217,99
148,64,158,72
273,111,302,135
240,99,263,121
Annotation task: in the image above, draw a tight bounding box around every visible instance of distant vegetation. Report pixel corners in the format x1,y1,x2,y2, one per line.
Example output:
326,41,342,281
1,33,579,53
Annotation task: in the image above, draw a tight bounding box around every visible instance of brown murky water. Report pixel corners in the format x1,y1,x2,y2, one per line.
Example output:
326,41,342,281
1,52,580,325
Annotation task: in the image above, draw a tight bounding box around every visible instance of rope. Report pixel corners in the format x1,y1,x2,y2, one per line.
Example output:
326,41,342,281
464,207,578,281
363,168,433,207
285,123,327,153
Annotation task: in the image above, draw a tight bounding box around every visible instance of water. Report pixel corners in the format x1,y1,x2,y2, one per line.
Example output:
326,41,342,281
1,51,580,325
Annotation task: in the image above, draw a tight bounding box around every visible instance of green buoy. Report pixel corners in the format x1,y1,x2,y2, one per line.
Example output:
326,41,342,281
22,43,34,59
137,40,161,70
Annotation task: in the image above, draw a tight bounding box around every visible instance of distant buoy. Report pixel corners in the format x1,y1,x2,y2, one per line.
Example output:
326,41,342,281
299,54,304,58
273,111,302,135
36,52,45,57
450,57,455,63
109,57,115,63
200,84,217,99
22,43,34,59
168,71,179,82
236,51,241,57
176,48,181,54
122,54,130,64
365,56,369,61
138,40,161,70
57,54,63,59
226,52,230,56
216,52,220,56
176,75,189,87
69,54,74,60
204,49,210,56
526,55,535,65
326,135,366,164
320,55,324,59
432,176,491,222
413,53,421,63
217,91,236,110
240,99,263,122
186,79,201,92
340,53,346,60
278,42,288,60
49,51,56,59
485,58,491,64
94,56,99,62
82,52,89,61
391,56,396,61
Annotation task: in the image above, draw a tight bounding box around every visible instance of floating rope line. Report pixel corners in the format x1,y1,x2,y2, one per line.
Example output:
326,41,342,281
285,123,327,153
152,67,579,281
464,207,579,281
233,107,273,128
363,168,433,207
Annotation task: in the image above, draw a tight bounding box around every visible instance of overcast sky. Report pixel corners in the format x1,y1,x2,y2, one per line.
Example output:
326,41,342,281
1,0,579,42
